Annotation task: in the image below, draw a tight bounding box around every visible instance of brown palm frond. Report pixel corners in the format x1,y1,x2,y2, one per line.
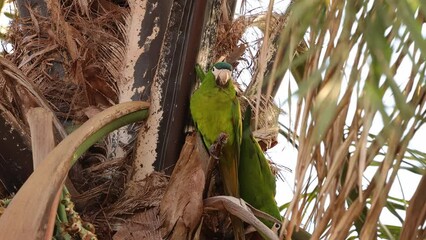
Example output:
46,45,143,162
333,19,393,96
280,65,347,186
219,0,426,239
240,94,280,150
400,173,426,239
270,1,426,239
5,1,128,123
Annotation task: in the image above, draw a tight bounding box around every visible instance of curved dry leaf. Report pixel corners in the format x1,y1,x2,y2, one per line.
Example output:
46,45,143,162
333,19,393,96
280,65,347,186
204,196,279,240
0,101,149,240
400,174,426,240
160,134,207,239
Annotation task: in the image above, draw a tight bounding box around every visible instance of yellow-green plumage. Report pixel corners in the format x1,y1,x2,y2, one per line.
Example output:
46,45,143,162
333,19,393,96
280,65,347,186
190,64,242,198
239,106,282,228
190,63,244,240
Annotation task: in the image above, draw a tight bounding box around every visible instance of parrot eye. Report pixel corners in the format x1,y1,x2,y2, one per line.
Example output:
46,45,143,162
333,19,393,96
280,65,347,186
212,67,218,76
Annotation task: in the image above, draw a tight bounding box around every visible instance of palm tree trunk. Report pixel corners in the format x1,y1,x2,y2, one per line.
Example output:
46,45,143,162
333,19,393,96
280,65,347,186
126,0,237,180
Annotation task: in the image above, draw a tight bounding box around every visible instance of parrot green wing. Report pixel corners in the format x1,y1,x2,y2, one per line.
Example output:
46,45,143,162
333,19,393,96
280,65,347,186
232,92,243,162
195,64,205,82
218,82,242,197
239,106,282,228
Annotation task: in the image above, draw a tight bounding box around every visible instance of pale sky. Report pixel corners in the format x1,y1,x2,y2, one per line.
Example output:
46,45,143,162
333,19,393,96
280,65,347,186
235,0,425,235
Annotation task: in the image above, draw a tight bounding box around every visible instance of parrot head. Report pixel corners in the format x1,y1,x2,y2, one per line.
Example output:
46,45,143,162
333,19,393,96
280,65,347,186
212,62,232,87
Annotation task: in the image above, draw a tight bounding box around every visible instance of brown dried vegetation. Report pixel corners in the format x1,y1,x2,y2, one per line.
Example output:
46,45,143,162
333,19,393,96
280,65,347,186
0,0,425,239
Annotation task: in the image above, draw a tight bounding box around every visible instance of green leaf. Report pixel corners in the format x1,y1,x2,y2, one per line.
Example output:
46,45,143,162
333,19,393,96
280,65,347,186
3,12,15,19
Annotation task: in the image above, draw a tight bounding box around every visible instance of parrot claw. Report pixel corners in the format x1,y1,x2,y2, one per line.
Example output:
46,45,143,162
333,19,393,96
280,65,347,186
209,151,220,160
209,132,229,159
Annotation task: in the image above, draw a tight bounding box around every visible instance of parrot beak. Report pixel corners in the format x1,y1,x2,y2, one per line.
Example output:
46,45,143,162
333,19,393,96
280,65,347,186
215,70,231,87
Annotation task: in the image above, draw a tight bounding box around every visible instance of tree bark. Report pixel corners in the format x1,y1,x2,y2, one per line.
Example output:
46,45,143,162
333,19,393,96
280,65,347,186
0,110,33,197
126,0,234,180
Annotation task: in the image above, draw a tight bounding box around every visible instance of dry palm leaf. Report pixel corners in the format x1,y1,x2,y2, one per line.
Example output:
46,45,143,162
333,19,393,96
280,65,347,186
204,196,279,240
0,101,149,239
160,133,208,239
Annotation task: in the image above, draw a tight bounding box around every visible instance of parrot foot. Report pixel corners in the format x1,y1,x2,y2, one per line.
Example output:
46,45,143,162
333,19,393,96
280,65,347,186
209,132,228,159
205,133,229,197
209,150,220,160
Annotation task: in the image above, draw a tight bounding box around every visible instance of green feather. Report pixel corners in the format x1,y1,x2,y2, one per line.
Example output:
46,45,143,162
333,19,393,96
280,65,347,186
195,64,205,82
239,106,282,228
213,61,233,71
190,65,242,197
190,64,244,239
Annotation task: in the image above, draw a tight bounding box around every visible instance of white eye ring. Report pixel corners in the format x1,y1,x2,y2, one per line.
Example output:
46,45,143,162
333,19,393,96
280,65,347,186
212,67,218,75
212,67,220,80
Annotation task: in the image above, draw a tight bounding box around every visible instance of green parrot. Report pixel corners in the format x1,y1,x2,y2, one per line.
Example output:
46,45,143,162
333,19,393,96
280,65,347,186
240,107,314,240
239,106,282,229
190,62,244,238
190,62,241,198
